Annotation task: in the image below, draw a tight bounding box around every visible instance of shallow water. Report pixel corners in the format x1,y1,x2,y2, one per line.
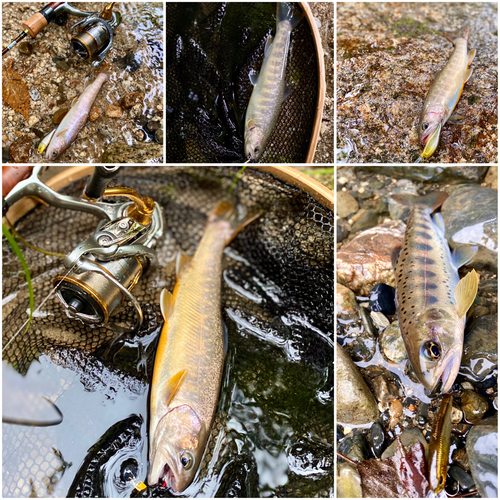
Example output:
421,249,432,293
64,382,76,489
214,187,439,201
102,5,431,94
2,167,333,498
2,2,164,164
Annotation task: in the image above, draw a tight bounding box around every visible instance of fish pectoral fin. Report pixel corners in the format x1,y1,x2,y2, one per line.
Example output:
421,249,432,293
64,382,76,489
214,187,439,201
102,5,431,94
451,245,478,269
249,70,259,86
448,114,465,124
463,67,474,85
164,369,188,406
175,251,192,279
432,212,446,236
160,289,175,320
454,269,479,319
391,245,401,269
467,49,476,68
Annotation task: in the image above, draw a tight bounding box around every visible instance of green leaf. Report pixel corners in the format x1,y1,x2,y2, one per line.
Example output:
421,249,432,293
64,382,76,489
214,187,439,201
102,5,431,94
2,222,34,333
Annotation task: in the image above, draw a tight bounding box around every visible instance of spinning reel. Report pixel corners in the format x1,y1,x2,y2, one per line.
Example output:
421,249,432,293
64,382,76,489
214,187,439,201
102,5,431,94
3,167,164,330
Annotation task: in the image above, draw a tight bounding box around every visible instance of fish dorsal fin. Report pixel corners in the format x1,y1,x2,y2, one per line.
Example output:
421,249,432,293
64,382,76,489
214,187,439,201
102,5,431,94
391,245,401,269
175,251,192,278
160,289,175,320
165,369,188,406
463,67,473,85
391,191,449,211
467,48,476,67
454,269,479,318
283,84,292,102
432,212,446,236
249,70,259,86
264,36,273,55
451,245,478,269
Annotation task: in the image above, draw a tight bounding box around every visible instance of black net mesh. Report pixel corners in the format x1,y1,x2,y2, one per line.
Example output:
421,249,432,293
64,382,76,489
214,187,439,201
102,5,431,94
2,167,333,497
166,3,319,163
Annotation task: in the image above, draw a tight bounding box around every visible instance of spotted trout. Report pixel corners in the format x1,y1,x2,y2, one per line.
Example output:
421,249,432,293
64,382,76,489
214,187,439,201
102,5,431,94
148,201,258,492
244,2,302,161
417,28,475,161
45,71,109,160
392,192,478,393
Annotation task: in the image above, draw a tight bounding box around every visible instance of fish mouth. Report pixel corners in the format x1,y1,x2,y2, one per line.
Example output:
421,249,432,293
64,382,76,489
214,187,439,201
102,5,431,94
426,346,462,394
160,463,178,491
420,123,441,145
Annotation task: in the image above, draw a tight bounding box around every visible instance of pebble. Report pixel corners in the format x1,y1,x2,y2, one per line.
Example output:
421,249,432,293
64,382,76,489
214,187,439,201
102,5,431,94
8,135,32,162
452,447,469,470
28,116,39,127
451,406,463,424
337,220,406,295
18,41,33,56
338,429,370,463
89,106,102,122
336,345,379,425
466,415,498,498
369,422,385,458
52,109,68,125
114,50,143,72
105,105,123,118
155,129,163,145
146,121,159,133
449,465,475,489
336,284,360,320
378,321,407,364
29,89,41,101
484,166,497,190
371,372,403,404
461,390,489,424
134,129,146,141
350,209,379,233
337,463,362,498
121,91,144,109
370,311,390,329
337,218,350,243
337,191,359,218
129,104,143,120
369,283,396,315
54,59,70,71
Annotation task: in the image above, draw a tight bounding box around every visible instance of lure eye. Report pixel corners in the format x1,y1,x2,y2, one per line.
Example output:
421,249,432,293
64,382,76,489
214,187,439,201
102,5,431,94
180,451,194,470
423,340,441,360
421,122,429,131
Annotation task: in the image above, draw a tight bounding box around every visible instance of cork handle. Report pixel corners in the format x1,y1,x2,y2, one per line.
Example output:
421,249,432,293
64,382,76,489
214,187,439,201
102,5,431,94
22,13,49,37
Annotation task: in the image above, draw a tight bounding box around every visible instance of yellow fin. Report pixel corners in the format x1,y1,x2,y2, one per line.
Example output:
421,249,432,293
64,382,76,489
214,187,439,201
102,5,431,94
165,369,188,406
175,251,192,278
160,288,175,320
467,49,476,67
454,269,479,318
463,67,473,84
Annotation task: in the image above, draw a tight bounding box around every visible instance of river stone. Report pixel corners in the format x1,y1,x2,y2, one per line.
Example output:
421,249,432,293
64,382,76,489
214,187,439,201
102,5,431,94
337,284,360,321
102,143,163,163
461,390,489,424
336,344,379,425
121,91,144,110
466,416,498,498
381,428,429,461
105,105,123,118
18,41,33,55
369,422,385,458
338,430,370,463
441,185,498,269
360,167,489,184
350,209,379,233
337,463,362,498
52,108,68,125
484,166,497,189
461,315,498,382
8,135,32,163
379,321,407,364
337,218,350,243
337,220,406,295
337,191,359,219
29,88,41,101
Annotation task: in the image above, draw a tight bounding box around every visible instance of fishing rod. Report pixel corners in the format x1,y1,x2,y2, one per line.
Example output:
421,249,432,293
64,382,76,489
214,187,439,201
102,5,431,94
2,2,122,65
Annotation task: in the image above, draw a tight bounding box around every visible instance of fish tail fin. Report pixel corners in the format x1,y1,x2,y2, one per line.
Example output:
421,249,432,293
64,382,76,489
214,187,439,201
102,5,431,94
208,200,261,245
391,191,449,212
277,2,303,30
464,26,469,44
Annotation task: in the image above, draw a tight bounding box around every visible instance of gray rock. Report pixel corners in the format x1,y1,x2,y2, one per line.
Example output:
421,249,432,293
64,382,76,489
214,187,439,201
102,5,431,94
337,463,362,498
449,465,475,490
337,220,406,295
337,218,350,243
441,185,498,269
379,321,407,364
350,209,379,233
338,429,370,463
461,315,498,382
336,344,380,425
29,89,41,101
337,191,359,219
381,428,429,461
466,416,498,498
340,306,377,363
360,167,489,184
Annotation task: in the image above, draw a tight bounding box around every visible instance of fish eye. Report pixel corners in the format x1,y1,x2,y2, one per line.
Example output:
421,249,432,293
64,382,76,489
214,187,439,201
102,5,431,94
180,451,194,470
421,122,429,131
254,146,260,154
422,340,441,360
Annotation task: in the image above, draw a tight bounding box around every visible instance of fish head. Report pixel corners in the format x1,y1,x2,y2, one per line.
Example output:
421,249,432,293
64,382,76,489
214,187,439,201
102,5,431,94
45,135,66,160
244,123,265,161
405,308,464,394
148,404,206,492
418,107,446,146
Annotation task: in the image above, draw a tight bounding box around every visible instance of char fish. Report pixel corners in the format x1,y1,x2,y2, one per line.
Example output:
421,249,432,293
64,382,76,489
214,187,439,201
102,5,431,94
244,2,302,161
418,28,475,161
392,192,478,393
45,71,109,160
148,201,258,492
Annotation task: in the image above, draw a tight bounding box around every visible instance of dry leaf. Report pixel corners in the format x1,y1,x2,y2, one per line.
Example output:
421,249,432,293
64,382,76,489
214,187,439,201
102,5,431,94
2,58,30,122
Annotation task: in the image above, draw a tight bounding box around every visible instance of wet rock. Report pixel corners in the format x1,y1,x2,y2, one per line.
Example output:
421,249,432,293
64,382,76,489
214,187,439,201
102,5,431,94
54,59,70,71
134,129,146,141
336,344,379,425
121,91,144,110
337,191,359,219
28,116,39,127
2,147,10,162
101,143,163,163
154,129,163,145
461,315,498,382
8,135,32,163
452,448,469,470
484,166,497,190
89,106,101,122
337,220,406,295
361,167,490,184
114,50,143,72
129,104,144,120
18,41,33,55
350,209,379,233
32,128,45,139
337,218,350,243
441,185,498,269
472,305,490,318
146,121,159,133
461,390,489,424
451,406,463,424
369,422,385,458
369,283,396,315
381,428,429,460
370,311,390,329
105,105,123,118
338,429,370,463
389,400,403,428
449,465,475,490
52,108,68,125
379,321,407,364
371,374,402,404
29,89,41,101
466,416,498,498
337,463,362,498
287,433,333,478
339,305,377,363
337,284,360,321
